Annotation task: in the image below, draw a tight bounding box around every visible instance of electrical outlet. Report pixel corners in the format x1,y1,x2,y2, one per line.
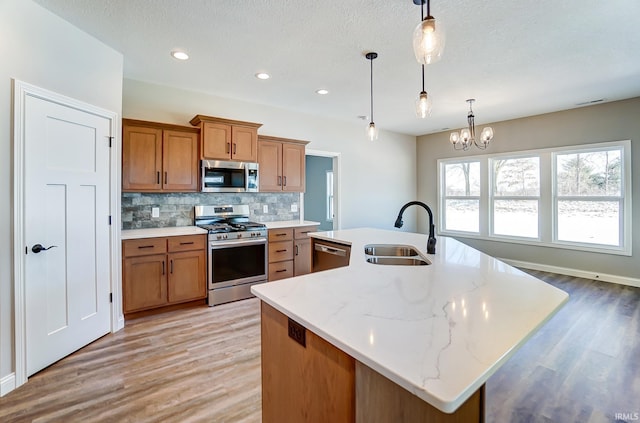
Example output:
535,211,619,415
291,204,298,212
263,204,268,213
152,207,160,218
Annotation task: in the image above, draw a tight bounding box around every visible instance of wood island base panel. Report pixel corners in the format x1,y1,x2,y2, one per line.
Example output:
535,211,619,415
260,302,483,422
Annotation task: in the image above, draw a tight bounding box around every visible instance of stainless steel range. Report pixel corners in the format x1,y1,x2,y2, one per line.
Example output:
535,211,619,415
194,205,267,306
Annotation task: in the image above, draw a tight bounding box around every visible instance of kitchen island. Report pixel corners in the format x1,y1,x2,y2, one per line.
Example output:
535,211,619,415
251,228,568,421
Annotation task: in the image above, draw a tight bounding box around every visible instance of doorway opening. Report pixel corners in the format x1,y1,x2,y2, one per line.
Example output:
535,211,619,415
303,150,340,231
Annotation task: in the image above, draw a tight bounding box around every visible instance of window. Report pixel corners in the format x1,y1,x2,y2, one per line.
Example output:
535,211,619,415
554,147,623,247
441,161,480,233
491,156,540,238
438,140,631,255
326,170,334,221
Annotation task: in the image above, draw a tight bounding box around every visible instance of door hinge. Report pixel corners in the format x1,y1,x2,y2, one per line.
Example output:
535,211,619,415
109,293,113,303
108,136,114,147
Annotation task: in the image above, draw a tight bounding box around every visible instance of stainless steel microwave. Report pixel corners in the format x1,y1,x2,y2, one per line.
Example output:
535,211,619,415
201,160,259,193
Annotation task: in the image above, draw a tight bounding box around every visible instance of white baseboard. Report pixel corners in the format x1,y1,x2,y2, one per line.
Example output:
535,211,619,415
500,258,640,289
1,372,16,397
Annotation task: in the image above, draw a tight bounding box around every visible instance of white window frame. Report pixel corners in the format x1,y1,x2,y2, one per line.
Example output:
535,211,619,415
438,160,482,235
326,170,334,222
489,154,541,241
437,140,632,256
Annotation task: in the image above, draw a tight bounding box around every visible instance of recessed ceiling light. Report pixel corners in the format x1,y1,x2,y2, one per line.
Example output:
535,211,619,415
170,50,189,60
255,73,270,80
316,89,329,95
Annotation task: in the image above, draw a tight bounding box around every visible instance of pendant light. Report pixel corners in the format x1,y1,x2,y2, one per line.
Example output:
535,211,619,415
449,99,494,151
412,0,445,65
365,52,378,141
415,65,432,118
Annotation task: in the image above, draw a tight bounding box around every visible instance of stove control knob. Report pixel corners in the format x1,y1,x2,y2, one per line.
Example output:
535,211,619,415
216,234,222,240
223,234,228,240
237,233,242,239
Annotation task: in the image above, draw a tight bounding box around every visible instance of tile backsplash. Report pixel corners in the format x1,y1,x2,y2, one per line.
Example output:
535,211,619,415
122,192,300,229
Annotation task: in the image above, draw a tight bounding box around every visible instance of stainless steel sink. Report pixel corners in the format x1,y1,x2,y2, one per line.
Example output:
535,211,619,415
366,257,430,266
364,244,420,257
364,244,430,266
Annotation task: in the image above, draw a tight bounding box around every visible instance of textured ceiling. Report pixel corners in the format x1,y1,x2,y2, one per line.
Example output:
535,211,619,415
33,0,640,136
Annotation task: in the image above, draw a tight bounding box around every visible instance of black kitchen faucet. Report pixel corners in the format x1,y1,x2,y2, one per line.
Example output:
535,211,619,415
394,201,437,254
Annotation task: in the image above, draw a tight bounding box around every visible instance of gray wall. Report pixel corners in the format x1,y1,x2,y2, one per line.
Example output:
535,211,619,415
304,156,334,231
0,0,123,386
417,97,640,280
122,192,299,229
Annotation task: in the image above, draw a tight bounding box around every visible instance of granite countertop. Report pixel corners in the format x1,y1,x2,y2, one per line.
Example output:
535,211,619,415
121,226,208,240
251,227,568,413
264,220,320,229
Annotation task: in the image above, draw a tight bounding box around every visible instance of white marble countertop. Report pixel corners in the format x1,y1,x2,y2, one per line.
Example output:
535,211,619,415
251,228,568,413
121,226,208,240
264,220,320,229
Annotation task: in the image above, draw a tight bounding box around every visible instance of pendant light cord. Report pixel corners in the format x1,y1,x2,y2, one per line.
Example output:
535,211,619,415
370,56,374,123
420,1,426,93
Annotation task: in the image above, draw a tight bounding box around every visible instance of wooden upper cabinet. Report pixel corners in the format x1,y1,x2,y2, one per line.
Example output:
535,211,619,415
232,125,258,161
258,136,309,193
258,140,283,192
162,130,199,191
282,142,305,192
190,115,262,162
122,119,199,192
201,122,232,160
122,125,163,191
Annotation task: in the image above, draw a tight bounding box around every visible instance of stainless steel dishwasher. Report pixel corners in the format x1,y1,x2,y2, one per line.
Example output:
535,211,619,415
311,238,351,272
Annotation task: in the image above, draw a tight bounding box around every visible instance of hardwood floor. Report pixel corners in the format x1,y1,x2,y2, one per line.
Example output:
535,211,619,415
0,298,262,423
1,271,638,422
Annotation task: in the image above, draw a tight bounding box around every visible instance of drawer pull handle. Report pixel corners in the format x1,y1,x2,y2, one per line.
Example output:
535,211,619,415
180,242,194,245
295,245,299,256
162,261,165,275
170,260,173,273
275,233,287,237
275,269,288,273
138,245,155,249
276,249,287,253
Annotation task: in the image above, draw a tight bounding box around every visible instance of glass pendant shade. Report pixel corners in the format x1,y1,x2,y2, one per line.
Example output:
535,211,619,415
460,127,471,144
480,127,494,144
415,91,432,118
449,132,460,145
413,17,446,65
367,122,378,141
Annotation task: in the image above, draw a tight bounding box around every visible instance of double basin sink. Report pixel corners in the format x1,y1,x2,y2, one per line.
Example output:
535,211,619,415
364,244,431,266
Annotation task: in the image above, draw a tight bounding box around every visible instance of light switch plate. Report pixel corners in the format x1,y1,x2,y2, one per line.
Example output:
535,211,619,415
152,207,160,218
263,205,269,213
291,204,298,212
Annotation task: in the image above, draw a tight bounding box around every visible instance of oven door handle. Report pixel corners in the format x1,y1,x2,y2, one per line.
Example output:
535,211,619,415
209,238,267,249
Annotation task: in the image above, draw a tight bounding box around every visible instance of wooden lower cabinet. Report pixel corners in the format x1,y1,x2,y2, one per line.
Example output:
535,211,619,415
260,302,484,423
123,234,206,314
167,250,206,303
268,225,318,281
123,254,167,312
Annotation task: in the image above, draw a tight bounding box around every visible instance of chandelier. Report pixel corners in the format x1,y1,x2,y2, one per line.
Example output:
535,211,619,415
449,99,494,150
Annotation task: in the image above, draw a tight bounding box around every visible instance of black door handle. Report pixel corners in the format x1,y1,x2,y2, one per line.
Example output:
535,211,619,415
32,244,57,253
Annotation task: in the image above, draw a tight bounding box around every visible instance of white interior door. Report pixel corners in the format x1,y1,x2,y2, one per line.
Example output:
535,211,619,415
24,94,111,376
